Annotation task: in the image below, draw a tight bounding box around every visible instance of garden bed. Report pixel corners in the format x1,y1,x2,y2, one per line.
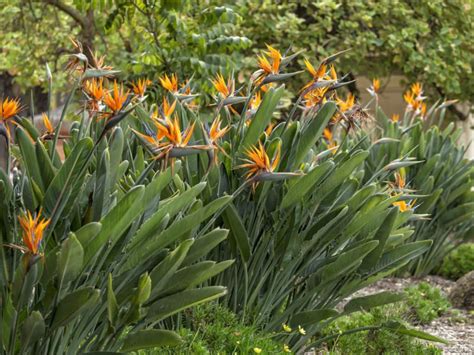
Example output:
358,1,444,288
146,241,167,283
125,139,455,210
346,277,474,354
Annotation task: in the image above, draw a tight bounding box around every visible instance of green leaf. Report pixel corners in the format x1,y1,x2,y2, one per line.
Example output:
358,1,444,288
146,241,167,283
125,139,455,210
16,127,44,192
124,196,232,272
290,309,339,327
159,260,234,297
128,180,204,250
75,222,102,247
384,321,448,344
57,233,84,287
293,101,337,167
107,274,119,328
314,150,369,201
84,185,145,266
360,207,398,272
51,287,100,330
43,137,93,227
319,241,379,284
281,160,334,208
121,330,182,352
149,240,194,299
35,140,56,190
147,286,227,322
134,273,152,305
239,85,284,152
183,228,229,265
222,203,251,262
344,292,405,314
371,241,432,275
21,311,45,351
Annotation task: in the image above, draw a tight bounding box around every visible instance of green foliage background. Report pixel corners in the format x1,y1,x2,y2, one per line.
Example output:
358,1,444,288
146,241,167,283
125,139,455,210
1,0,472,104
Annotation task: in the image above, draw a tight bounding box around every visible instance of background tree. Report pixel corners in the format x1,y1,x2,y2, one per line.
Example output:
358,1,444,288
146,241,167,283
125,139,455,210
0,0,472,116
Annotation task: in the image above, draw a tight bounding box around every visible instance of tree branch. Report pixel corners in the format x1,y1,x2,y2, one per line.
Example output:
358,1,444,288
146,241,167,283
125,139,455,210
44,0,87,29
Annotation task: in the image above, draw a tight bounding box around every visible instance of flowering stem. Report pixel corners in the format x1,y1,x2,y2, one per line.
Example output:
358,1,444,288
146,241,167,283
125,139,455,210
51,75,82,161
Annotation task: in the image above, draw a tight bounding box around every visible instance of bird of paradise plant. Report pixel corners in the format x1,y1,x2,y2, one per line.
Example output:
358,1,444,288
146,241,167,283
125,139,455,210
160,73,179,94
131,78,152,97
204,116,230,165
403,82,427,117
323,127,338,152
212,73,234,99
83,78,106,112
257,45,282,77
392,197,417,212
104,81,130,114
0,97,21,138
211,73,247,110
17,209,50,255
237,141,290,190
123,44,449,353
41,113,55,138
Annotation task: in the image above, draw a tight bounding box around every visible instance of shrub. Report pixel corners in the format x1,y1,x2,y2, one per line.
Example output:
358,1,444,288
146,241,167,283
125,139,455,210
354,83,474,276
0,41,452,352
438,243,474,280
0,65,233,352
405,282,451,324
130,46,443,351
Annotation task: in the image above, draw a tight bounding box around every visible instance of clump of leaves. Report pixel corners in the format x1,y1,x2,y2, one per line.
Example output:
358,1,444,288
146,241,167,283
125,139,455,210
322,304,442,355
405,282,451,324
438,243,474,280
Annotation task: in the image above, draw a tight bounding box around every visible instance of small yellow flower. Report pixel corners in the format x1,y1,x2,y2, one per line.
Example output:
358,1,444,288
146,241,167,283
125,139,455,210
258,45,281,75
393,200,410,212
394,171,406,189
155,116,195,148
253,347,262,354
162,97,177,119
283,344,291,353
282,323,292,332
83,78,106,112
392,197,416,212
298,325,306,335
253,45,282,83
265,122,275,136
391,114,400,122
